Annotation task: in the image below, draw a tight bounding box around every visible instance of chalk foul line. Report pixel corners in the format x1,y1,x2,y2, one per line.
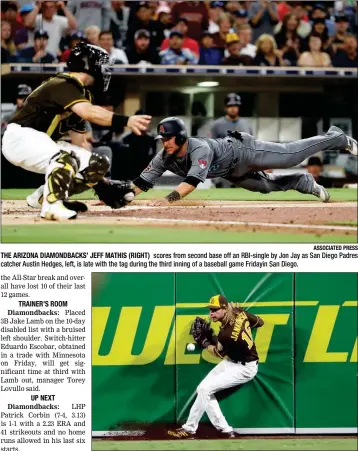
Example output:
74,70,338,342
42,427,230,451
118,216,356,232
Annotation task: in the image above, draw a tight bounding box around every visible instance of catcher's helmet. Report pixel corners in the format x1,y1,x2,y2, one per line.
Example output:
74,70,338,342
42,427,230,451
17,84,32,98
225,93,241,107
67,42,112,92
155,117,188,146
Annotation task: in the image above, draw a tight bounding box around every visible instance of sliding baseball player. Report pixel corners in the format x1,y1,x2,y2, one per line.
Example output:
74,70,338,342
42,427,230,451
132,117,357,205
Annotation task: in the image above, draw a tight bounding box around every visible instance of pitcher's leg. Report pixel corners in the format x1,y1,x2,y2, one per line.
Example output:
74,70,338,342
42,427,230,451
183,360,227,433
182,394,207,433
203,361,258,433
204,393,233,433
250,126,348,170
185,360,248,434
230,172,330,202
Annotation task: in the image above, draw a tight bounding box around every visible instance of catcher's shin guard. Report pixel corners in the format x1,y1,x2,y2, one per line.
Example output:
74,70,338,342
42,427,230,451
41,151,80,220
70,151,111,197
79,151,111,187
44,151,80,203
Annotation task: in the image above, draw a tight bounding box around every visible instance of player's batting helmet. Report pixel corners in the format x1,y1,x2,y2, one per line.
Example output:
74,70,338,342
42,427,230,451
67,42,112,92
225,93,241,106
155,117,188,146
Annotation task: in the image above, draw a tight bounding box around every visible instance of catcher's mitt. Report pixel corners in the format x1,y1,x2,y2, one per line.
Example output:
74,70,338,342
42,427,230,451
190,317,214,349
93,179,135,209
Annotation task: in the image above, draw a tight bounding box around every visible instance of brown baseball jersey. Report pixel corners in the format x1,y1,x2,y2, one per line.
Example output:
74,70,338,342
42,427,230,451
214,308,260,363
9,73,92,142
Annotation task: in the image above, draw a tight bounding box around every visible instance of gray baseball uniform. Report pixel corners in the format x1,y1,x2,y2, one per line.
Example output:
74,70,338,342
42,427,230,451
211,117,253,139
134,126,348,195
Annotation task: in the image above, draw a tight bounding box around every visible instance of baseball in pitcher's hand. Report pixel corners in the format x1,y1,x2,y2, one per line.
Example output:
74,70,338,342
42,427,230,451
127,115,152,136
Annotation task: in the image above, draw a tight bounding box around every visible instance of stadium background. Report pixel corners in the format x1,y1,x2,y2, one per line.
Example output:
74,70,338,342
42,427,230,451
91,272,358,437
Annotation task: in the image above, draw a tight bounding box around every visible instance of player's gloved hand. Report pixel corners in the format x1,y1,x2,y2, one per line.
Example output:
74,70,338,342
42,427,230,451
190,317,214,349
93,179,135,209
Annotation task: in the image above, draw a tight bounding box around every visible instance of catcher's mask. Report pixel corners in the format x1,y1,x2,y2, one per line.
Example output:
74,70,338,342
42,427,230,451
67,42,112,92
155,117,188,146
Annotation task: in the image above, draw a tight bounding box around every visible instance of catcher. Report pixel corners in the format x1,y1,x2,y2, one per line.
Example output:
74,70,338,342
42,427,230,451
2,42,150,220
131,117,357,205
168,294,264,439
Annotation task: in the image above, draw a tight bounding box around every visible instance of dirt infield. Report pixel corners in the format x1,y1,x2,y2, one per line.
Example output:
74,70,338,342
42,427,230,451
2,199,357,236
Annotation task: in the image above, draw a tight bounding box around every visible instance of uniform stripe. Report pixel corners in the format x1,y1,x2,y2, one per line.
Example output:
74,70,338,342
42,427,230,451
46,111,72,137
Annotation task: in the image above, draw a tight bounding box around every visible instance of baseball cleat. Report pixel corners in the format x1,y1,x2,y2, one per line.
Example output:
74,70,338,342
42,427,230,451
167,428,196,439
312,181,330,203
345,136,357,156
218,430,238,439
26,186,44,209
41,201,77,220
27,187,87,213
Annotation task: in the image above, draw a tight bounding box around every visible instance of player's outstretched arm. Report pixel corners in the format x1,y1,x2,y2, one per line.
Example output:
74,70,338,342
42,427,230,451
167,182,196,202
71,102,151,136
149,182,196,206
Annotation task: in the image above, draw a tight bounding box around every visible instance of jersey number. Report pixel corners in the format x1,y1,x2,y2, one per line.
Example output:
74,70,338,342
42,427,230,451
242,321,253,349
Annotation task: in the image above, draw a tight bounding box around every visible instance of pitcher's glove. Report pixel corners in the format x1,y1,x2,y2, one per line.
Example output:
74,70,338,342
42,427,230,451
190,317,214,349
93,179,135,209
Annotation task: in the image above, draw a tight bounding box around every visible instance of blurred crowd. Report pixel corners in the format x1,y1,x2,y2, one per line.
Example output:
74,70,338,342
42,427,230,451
1,0,357,68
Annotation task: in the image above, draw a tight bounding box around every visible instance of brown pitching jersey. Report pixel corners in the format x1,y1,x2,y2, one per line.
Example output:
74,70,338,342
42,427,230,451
215,308,260,363
9,73,92,142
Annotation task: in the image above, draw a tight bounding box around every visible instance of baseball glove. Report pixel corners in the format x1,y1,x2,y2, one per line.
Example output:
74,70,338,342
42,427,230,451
190,317,214,349
93,179,135,209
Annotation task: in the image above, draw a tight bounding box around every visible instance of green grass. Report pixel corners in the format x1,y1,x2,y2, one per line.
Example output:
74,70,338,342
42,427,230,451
91,438,358,451
2,224,356,244
2,188,358,202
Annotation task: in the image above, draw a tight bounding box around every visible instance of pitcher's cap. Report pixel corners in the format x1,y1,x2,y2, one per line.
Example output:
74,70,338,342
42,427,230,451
207,295,229,309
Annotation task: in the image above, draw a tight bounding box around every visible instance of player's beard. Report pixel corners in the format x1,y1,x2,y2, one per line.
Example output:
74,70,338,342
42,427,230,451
163,145,182,163
227,112,239,120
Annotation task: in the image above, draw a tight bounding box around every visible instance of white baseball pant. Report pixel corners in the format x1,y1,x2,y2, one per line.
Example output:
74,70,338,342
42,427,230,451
2,123,91,174
183,359,258,433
